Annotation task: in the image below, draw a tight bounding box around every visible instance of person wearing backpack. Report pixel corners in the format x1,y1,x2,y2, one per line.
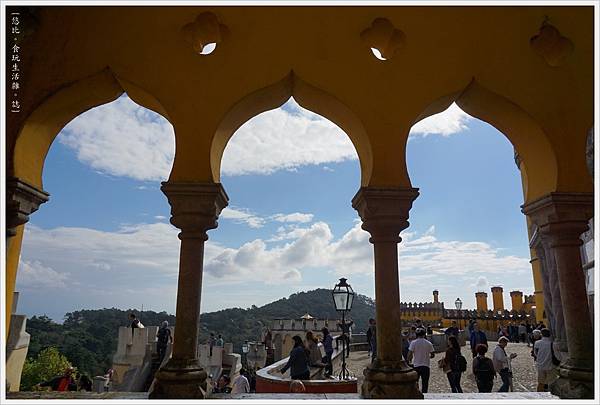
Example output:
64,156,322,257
442,335,465,393
156,321,173,363
533,328,559,391
472,344,496,392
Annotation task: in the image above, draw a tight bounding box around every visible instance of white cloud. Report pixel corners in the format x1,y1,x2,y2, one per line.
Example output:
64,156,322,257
18,260,69,289
475,276,490,292
220,207,266,228
56,97,472,182
221,99,357,176
271,212,314,223
409,103,472,138
220,208,315,229
58,95,175,181
18,218,529,315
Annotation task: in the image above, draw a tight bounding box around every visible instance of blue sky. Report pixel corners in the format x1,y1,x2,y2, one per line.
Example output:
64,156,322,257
15,96,534,322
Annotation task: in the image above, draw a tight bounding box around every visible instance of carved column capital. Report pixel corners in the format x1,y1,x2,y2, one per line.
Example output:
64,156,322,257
6,177,49,237
522,192,593,248
161,182,229,240
351,187,419,243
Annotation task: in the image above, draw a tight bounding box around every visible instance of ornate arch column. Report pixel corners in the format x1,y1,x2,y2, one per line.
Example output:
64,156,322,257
522,192,594,399
352,187,422,399
150,182,228,399
5,177,49,335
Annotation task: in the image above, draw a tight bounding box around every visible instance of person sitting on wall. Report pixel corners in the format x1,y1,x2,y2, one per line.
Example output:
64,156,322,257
281,335,311,380
128,313,144,338
36,367,77,392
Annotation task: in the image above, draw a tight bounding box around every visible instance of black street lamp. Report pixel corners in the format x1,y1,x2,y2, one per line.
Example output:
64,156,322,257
332,278,354,380
455,298,463,330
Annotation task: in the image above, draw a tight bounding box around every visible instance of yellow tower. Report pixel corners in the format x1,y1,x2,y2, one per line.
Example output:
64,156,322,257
475,292,488,312
491,286,504,311
510,290,523,312
433,290,439,303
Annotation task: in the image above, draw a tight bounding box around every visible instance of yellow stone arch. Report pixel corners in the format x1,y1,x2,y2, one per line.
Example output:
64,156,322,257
7,68,172,333
209,71,373,186
12,68,172,189
408,79,559,204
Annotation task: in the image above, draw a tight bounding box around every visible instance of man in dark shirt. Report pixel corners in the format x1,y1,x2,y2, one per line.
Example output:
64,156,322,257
469,322,488,358
445,320,460,338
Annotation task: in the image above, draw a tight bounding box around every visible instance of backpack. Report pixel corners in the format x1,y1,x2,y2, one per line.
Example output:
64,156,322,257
474,357,494,382
457,354,467,372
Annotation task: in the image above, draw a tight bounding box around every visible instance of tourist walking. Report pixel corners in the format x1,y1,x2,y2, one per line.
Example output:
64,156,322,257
518,323,527,344
156,321,173,363
366,318,376,359
281,335,311,380
321,328,334,376
472,344,496,392
530,329,542,360
492,336,517,392
441,335,465,393
445,320,459,338
407,328,435,393
533,328,559,392
231,369,250,394
469,322,488,358
305,331,325,367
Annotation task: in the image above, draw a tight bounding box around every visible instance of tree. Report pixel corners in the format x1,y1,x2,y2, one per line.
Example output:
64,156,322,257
20,347,72,391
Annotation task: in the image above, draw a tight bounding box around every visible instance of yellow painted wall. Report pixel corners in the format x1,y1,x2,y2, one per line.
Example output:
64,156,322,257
491,288,504,311
6,226,25,337
510,292,523,312
475,293,488,312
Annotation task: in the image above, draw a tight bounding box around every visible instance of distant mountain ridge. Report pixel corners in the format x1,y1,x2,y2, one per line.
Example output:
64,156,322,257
25,288,375,378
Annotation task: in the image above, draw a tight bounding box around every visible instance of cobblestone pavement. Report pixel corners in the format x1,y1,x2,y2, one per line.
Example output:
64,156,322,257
347,342,539,394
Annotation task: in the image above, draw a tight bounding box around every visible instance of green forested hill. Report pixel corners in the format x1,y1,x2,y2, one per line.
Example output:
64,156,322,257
24,289,375,379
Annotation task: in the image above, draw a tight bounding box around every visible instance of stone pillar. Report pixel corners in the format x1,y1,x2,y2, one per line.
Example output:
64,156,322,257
149,182,228,399
510,291,523,312
491,286,504,311
538,237,568,356
5,177,49,336
532,239,557,335
523,192,594,399
352,187,422,399
475,292,488,312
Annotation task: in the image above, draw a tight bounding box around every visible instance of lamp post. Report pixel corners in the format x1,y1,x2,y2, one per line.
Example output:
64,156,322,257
332,277,354,380
455,298,463,330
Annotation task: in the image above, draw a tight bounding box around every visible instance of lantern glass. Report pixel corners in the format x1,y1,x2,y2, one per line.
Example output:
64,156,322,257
332,278,355,312
455,298,463,310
